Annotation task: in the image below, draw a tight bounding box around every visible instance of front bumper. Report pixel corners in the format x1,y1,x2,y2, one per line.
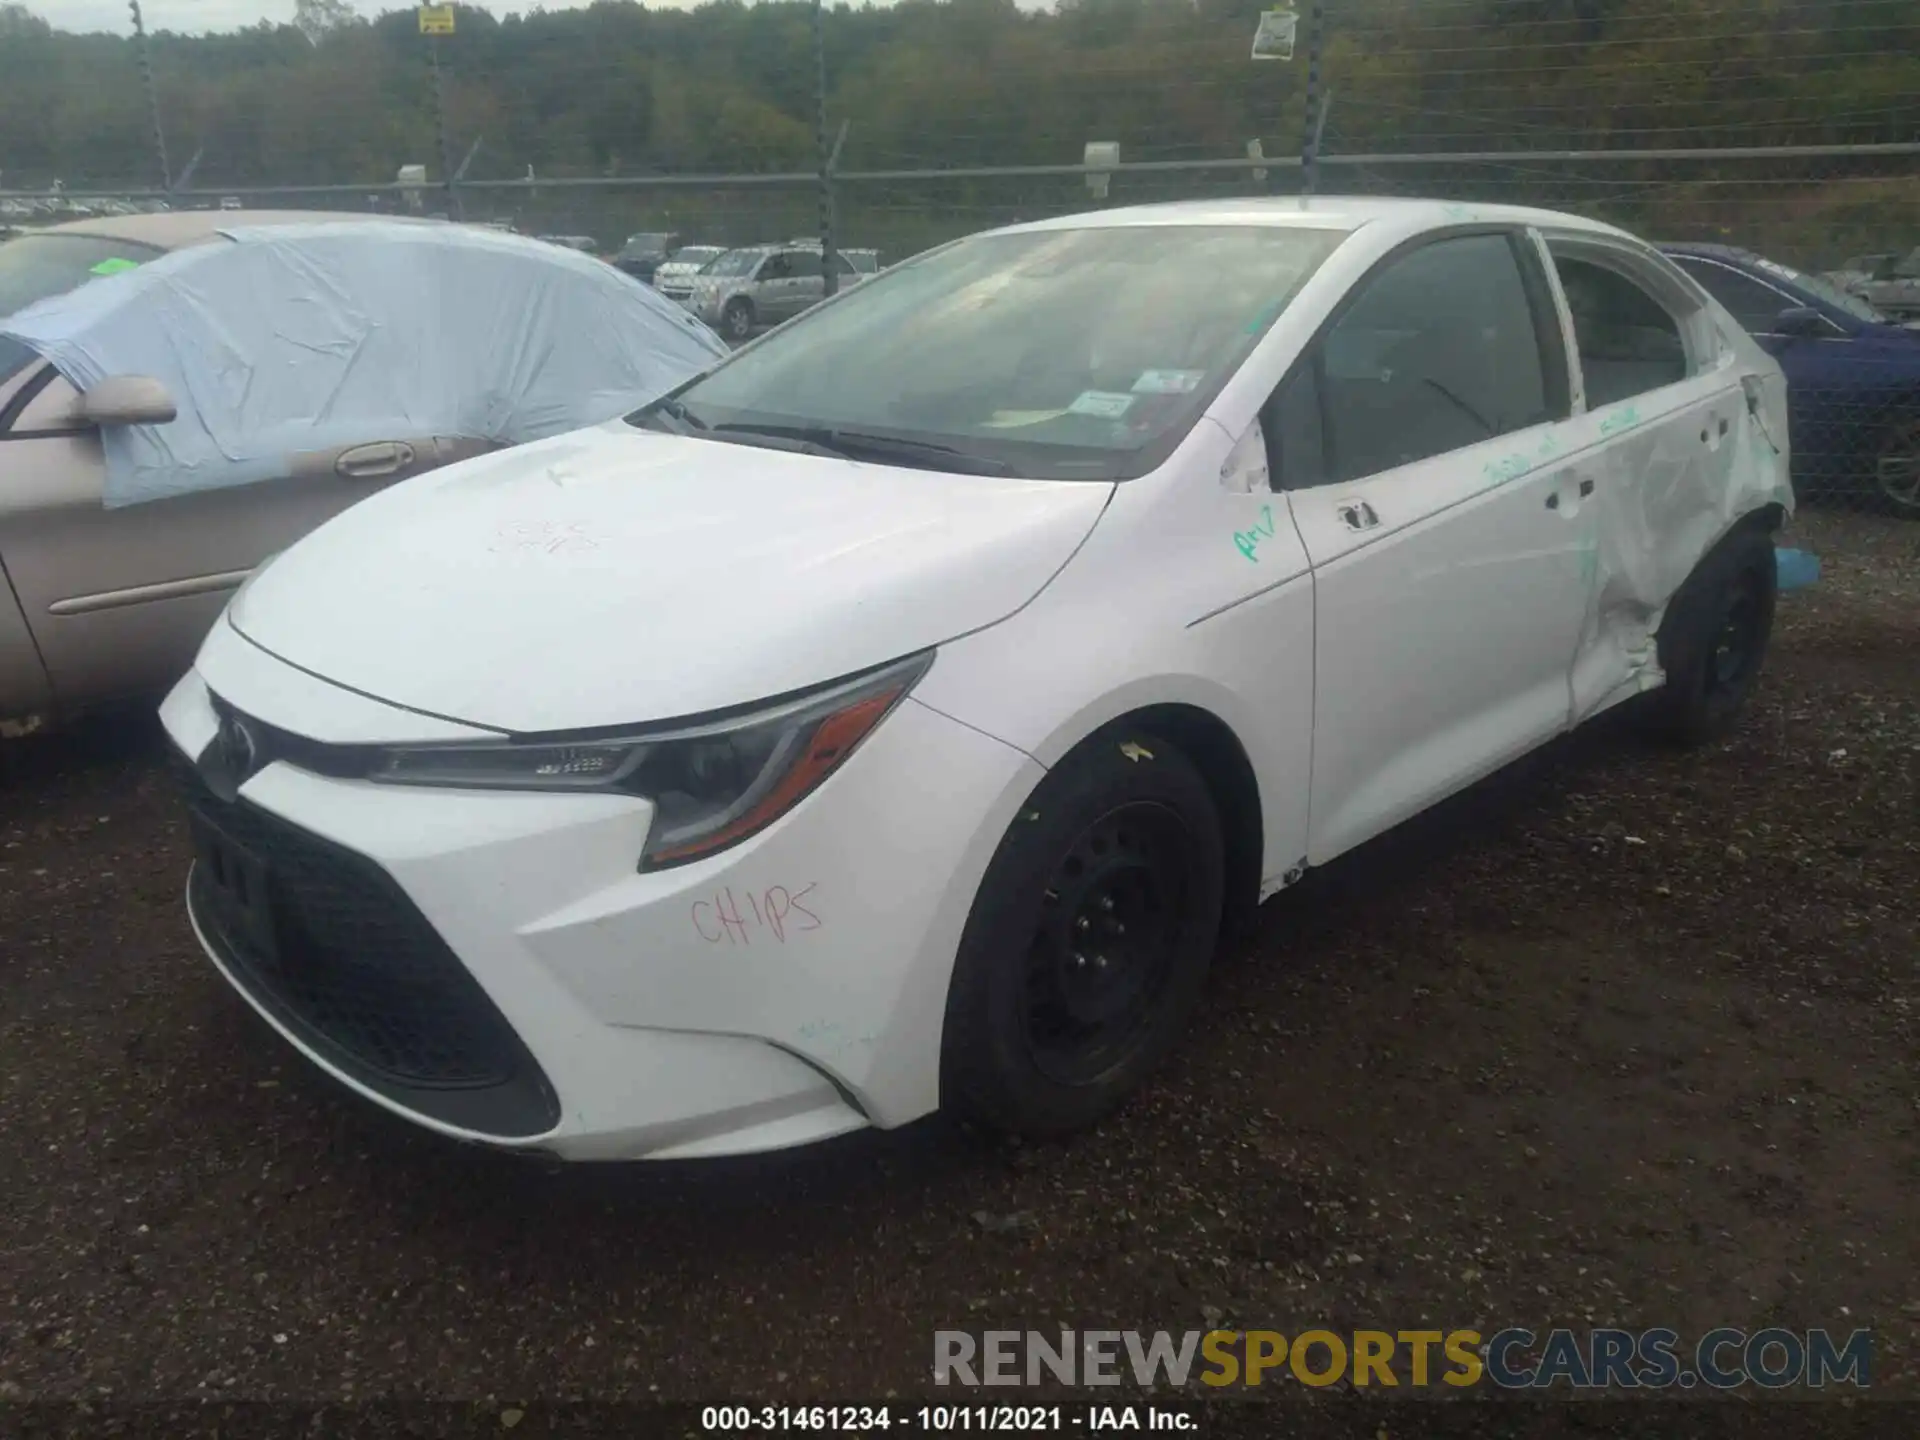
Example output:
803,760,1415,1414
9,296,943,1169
160,630,1043,1160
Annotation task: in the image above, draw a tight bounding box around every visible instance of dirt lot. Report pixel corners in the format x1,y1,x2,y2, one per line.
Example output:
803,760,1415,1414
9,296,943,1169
0,511,1915,1424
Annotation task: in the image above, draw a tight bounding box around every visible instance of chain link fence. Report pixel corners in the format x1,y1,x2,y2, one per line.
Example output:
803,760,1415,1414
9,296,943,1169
1,0,1917,533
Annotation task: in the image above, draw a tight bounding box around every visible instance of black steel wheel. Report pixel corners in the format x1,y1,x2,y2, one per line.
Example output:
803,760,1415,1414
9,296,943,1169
1642,523,1778,747
1022,800,1195,1088
942,731,1226,1137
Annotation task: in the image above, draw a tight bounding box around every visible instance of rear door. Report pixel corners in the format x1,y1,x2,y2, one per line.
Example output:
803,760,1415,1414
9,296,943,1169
777,249,826,319
0,362,491,712
1547,237,1753,719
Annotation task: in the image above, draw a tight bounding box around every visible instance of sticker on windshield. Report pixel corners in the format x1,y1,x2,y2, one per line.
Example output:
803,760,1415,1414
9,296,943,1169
1133,369,1205,395
89,257,143,277
1067,390,1136,419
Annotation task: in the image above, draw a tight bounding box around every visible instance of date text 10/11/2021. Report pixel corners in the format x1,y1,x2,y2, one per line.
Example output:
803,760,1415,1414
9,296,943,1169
700,1405,1199,1432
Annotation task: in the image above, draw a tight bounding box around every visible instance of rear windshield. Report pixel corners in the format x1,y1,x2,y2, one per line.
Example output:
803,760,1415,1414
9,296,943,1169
0,233,165,383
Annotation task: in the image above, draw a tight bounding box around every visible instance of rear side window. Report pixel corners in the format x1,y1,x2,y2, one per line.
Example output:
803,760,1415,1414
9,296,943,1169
1275,233,1555,487
1551,253,1688,407
783,251,824,279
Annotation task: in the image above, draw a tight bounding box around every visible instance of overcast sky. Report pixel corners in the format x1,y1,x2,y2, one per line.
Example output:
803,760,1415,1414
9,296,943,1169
37,1,625,35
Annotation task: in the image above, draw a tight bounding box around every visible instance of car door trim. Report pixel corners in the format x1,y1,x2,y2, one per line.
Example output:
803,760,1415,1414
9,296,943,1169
0,362,60,435
47,567,253,616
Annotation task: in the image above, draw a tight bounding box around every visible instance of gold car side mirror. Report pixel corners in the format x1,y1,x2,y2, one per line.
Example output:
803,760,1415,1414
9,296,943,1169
74,375,178,428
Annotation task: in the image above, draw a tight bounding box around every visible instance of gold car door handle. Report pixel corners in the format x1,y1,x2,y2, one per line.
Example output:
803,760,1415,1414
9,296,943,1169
334,441,415,479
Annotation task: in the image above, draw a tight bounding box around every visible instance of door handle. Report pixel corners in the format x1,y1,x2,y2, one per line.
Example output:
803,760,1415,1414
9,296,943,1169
334,441,414,479
1337,500,1380,532
1579,478,1595,497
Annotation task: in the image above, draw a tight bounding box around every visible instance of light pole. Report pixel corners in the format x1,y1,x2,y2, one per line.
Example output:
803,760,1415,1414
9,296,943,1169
1301,0,1326,195
814,0,840,296
129,0,172,194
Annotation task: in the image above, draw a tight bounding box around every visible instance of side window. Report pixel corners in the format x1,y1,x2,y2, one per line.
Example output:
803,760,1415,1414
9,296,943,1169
1550,253,1689,408
1293,233,1554,486
1671,259,1788,335
758,254,789,281
784,251,823,280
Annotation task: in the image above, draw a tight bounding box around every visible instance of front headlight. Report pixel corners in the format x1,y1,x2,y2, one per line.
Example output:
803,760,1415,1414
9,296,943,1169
368,651,933,869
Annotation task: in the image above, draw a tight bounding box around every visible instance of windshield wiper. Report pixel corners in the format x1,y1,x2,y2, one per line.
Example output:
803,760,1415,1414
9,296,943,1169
823,430,1012,476
643,396,712,435
714,422,1010,475
707,422,854,460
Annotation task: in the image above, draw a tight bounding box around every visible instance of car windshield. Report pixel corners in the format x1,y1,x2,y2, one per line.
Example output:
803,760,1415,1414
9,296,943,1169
1750,252,1886,323
620,233,673,257
0,232,166,383
635,224,1348,481
702,250,764,278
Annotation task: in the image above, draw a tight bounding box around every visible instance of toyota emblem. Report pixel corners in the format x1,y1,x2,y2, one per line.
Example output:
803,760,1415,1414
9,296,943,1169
218,713,259,778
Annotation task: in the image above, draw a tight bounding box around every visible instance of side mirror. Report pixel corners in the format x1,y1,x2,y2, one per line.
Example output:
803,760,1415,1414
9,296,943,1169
1772,306,1826,340
74,375,177,427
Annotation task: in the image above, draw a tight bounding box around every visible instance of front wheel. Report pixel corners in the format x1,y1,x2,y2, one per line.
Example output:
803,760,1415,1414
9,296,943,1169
941,730,1225,1137
1641,525,1778,747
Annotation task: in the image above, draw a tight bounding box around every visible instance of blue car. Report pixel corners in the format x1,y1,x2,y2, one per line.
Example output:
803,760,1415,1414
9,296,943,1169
1660,243,1920,516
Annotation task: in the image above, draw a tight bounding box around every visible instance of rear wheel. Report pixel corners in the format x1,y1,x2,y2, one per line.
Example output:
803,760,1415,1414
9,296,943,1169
722,298,755,342
1873,412,1920,517
1641,525,1778,747
941,731,1225,1137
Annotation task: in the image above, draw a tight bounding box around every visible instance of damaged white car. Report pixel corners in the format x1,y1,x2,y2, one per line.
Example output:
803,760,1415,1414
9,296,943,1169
160,198,1791,1161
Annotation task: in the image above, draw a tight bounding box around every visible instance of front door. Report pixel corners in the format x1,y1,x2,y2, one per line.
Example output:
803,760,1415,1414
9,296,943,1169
0,363,489,712
1268,230,1596,863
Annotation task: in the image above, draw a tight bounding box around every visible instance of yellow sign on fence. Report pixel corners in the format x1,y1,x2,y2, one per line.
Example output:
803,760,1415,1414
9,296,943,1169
418,5,455,35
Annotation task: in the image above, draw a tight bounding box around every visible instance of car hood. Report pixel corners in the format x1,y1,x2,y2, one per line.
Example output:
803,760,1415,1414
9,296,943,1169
228,422,1113,734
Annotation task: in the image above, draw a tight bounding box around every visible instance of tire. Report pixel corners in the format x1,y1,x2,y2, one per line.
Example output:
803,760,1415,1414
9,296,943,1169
1872,411,1920,517
1641,524,1778,747
722,298,755,342
940,729,1226,1137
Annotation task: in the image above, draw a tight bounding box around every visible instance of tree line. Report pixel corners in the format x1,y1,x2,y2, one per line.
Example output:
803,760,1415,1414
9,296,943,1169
0,0,1915,192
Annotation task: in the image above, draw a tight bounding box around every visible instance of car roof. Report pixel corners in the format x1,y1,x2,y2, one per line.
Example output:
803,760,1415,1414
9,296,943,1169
34,210,406,252
1656,241,1759,262
991,195,1629,240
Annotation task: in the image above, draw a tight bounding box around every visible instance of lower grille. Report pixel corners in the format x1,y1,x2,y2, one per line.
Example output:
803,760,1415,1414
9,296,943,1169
174,748,561,1139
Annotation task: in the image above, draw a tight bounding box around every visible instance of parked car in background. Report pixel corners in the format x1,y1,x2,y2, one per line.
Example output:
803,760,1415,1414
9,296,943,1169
1828,249,1920,322
786,239,883,274
685,243,870,341
1662,243,1920,515
649,244,727,303
0,212,727,733
535,234,599,254
610,231,683,283
162,198,1790,1160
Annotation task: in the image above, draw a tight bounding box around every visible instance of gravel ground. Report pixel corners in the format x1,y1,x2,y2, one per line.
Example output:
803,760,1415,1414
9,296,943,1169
0,510,1915,1426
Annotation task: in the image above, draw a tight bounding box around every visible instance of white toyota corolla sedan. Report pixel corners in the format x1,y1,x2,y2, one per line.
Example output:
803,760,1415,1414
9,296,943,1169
161,197,1792,1161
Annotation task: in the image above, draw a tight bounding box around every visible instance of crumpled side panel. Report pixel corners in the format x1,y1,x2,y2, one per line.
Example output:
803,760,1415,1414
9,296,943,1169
1568,328,1793,724
0,222,729,509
